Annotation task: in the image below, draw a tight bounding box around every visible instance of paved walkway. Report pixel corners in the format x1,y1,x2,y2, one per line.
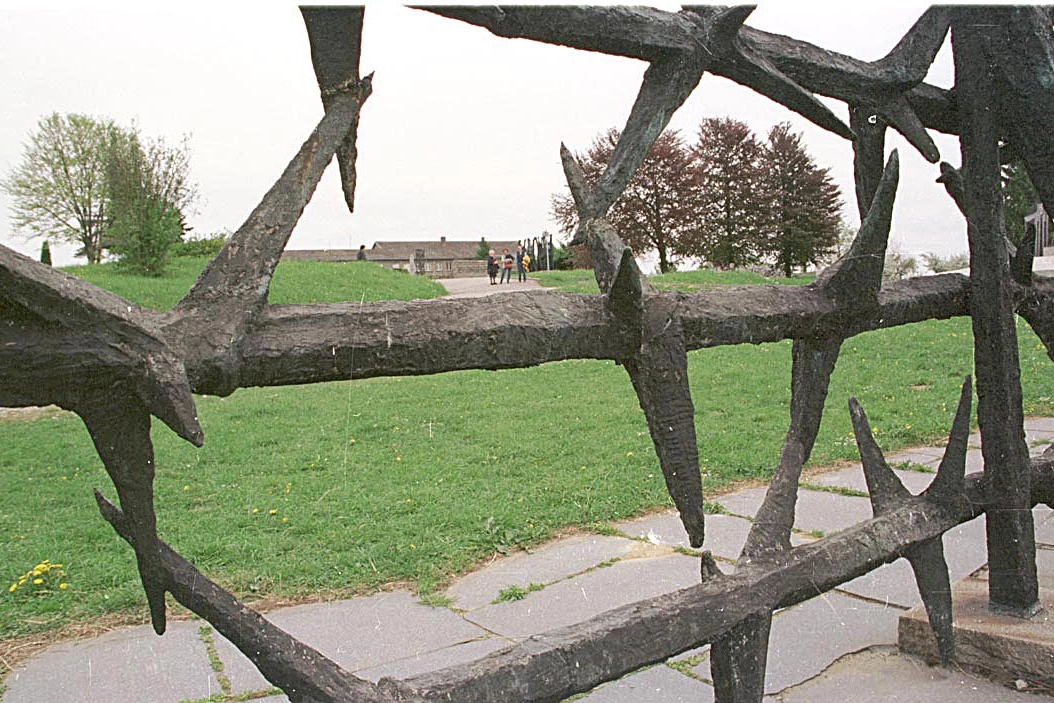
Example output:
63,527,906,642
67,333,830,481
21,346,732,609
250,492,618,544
5,419,1054,702
434,275,541,298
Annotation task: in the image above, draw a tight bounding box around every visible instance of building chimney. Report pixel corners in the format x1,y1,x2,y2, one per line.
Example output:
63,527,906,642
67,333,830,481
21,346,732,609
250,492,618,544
440,236,446,243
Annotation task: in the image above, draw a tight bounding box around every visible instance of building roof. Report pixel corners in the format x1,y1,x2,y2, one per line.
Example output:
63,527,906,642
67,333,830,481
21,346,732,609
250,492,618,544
369,239,520,262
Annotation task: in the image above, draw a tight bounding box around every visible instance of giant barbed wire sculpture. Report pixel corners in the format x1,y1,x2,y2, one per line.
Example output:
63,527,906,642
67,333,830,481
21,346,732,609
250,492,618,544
2,5,1054,702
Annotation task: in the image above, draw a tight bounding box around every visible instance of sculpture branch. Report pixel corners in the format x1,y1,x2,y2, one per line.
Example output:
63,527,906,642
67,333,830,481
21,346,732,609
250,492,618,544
179,272,971,394
96,491,389,703
0,245,202,445
301,7,372,214
423,6,957,155
167,91,367,396
384,456,1054,703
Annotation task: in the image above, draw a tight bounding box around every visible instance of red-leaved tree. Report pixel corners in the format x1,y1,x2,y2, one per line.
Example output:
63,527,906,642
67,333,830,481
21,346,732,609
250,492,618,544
551,128,700,273
685,117,769,268
761,123,843,277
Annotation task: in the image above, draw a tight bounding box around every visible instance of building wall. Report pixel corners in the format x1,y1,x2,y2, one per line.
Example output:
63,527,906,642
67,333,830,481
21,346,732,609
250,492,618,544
1027,203,1052,257
281,249,487,278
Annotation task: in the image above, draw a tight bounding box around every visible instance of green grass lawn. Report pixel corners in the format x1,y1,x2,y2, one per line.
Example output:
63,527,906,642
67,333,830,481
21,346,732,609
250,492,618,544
3,263,1054,651
533,268,813,294
63,256,446,310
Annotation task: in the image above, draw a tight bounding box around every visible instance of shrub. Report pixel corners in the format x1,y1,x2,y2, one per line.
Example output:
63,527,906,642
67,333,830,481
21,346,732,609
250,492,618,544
172,233,229,258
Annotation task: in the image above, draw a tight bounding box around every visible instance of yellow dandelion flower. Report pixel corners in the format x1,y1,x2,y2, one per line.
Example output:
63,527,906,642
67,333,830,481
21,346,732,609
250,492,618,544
8,583,16,592
281,517,289,523
626,451,634,457
269,509,277,515
395,456,402,462
183,485,190,491
32,578,43,585
251,508,259,514
59,583,68,590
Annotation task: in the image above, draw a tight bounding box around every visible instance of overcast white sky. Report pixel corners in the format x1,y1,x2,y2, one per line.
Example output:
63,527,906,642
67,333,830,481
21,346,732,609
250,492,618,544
0,2,967,270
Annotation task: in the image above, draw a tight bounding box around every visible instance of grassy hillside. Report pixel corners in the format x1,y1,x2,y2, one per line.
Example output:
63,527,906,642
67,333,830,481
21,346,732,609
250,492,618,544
62,256,446,310
3,263,1053,652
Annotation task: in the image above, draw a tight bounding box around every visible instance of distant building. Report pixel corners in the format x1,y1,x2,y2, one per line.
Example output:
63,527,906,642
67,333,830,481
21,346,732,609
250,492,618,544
282,237,519,278
1026,202,1052,257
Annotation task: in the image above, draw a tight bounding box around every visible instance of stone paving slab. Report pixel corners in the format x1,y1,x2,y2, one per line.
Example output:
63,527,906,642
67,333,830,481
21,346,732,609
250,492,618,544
1036,549,1054,582
1025,417,1054,432
711,487,767,518
3,621,220,703
887,448,946,464
464,553,701,639
578,664,714,702
807,463,937,495
1036,511,1054,546
780,489,874,535
444,534,637,611
772,646,1050,702
435,276,540,298
839,514,990,607
616,511,810,560
356,637,510,684
712,487,874,535
691,591,903,695
213,591,489,693
759,592,903,694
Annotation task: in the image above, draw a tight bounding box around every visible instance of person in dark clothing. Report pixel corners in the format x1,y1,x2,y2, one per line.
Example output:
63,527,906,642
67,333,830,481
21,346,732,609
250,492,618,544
515,244,527,282
486,249,499,285
356,245,367,261
500,248,514,283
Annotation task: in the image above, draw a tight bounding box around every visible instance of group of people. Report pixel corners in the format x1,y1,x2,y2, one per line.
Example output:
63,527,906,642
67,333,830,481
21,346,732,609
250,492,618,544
487,245,531,285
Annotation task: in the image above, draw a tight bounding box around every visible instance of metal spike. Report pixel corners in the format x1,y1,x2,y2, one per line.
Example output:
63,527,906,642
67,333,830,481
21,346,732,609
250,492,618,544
817,151,899,304
925,377,972,506
880,96,940,163
706,5,757,44
595,55,706,213
729,48,854,140
711,613,771,703
700,551,723,582
560,143,598,220
905,538,956,667
1011,224,1036,286
849,397,911,516
873,7,952,87
936,162,966,215
608,247,645,327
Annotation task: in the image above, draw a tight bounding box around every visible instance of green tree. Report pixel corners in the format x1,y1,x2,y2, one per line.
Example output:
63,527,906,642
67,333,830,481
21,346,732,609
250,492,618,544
761,123,843,277
1003,159,1038,246
884,244,919,281
686,117,769,269
551,128,700,273
105,128,197,275
921,251,969,273
476,238,490,259
39,240,51,266
1,113,118,264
